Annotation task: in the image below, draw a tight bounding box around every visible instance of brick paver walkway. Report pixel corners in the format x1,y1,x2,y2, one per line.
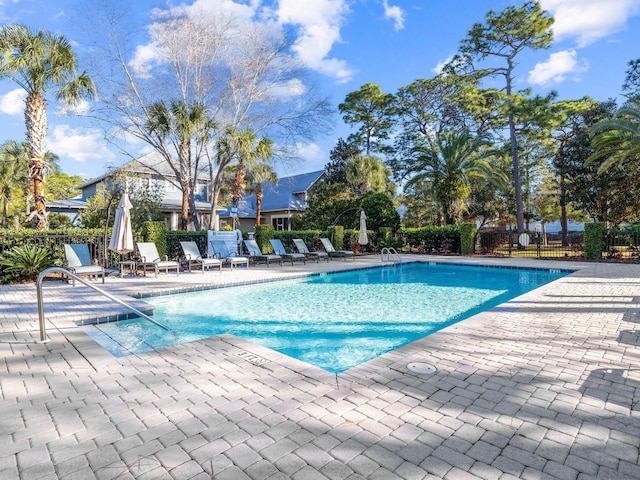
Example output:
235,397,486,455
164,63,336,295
1,256,639,479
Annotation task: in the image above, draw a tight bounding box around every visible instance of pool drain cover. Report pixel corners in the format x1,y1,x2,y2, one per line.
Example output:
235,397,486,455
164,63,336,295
407,362,436,375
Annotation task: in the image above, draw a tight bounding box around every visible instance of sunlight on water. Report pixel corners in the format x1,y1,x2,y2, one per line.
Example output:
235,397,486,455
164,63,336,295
87,263,567,372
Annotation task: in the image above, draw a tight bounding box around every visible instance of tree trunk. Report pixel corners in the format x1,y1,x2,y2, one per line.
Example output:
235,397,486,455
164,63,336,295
255,182,263,225
504,58,524,236
508,116,524,235
188,196,200,230
1,198,7,228
559,174,569,247
25,91,49,230
181,181,190,230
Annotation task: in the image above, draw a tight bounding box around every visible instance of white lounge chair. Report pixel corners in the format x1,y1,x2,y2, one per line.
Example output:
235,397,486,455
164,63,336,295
180,241,222,272
269,239,306,265
243,239,283,267
136,242,180,277
210,240,249,269
63,243,105,286
292,238,329,263
320,238,355,261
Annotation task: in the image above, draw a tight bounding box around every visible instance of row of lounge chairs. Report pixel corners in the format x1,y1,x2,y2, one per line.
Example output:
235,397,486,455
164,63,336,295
63,237,356,283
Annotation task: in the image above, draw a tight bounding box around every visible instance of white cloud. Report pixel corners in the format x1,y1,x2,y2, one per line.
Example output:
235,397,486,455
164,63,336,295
274,0,355,83
0,88,25,115
130,0,356,84
432,54,455,74
130,0,260,78
382,0,405,31
128,41,166,79
57,99,91,116
268,78,306,98
528,49,588,86
540,0,640,47
276,141,325,176
47,125,115,163
294,141,323,161
151,0,256,22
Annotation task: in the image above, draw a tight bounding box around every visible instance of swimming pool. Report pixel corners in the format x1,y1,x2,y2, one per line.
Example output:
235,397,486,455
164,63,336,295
86,262,568,373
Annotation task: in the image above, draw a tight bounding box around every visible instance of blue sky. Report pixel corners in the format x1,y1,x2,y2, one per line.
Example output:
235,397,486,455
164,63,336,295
0,0,639,182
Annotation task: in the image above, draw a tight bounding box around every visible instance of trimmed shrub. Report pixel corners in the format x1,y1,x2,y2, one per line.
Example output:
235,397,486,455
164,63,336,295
273,230,322,251
460,223,476,255
333,225,345,250
584,222,604,259
254,224,275,253
399,225,461,253
166,230,208,260
379,227,392,240
143,221,168,258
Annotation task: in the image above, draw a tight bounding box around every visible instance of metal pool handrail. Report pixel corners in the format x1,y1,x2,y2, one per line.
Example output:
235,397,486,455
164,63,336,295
381,247,402,264
36,267,171,343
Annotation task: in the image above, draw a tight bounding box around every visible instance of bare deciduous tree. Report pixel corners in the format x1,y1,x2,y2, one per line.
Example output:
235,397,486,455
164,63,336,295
76,1,333,230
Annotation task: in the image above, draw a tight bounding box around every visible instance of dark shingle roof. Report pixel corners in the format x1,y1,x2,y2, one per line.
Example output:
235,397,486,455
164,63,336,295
78,151,209,189
218,170,325,219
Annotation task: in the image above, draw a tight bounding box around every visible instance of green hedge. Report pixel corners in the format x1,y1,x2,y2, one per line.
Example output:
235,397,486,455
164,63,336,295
379,227,392,240
273,230,323,251
399,225,461,253
584,222,604,259
460,223,476,255
143,221,168,258
254,224,275,253
166,230,208,260
327,225,345,250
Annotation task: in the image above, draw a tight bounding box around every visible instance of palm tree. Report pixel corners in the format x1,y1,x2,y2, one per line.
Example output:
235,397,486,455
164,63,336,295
406,130,500,225
0,153,17,228
589,102,640,174
0,140,58,225
147,99,215,230
247,163,278,226
222,128,272,229
345,154,394,196
0,24,95,229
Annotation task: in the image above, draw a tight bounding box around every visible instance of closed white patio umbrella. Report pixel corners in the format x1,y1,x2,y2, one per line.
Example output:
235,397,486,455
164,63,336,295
109,192,134,254
359,209,369,246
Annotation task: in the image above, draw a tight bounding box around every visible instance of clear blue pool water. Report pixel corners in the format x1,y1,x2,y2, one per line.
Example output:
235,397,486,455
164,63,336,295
86,262,568,373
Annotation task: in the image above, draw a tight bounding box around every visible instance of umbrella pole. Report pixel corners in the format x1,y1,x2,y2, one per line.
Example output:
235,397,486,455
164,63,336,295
103,195,115,268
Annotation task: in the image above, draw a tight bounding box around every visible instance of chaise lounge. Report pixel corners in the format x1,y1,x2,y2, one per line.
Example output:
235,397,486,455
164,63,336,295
269,239,307,265
136,242,180,277
210,240,249,269
243,239,283,267
63,243,105,286
180,241,222,272
320,238,355,261
293,238,329,263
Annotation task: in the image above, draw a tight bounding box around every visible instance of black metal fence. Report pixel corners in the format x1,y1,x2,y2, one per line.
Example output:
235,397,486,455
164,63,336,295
477,230,585,258
0,232,143,268
2,228,640,264
603,230,640,259
477,229,640,260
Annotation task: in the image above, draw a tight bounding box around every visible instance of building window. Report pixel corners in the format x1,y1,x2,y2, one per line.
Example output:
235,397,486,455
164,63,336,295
272,217,289,231
165,179,177,192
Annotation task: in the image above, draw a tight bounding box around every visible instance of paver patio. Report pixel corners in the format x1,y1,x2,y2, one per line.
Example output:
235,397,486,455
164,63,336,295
1,255,639,479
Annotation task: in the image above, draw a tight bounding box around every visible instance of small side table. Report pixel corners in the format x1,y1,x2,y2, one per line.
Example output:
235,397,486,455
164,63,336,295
119,260,136,278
